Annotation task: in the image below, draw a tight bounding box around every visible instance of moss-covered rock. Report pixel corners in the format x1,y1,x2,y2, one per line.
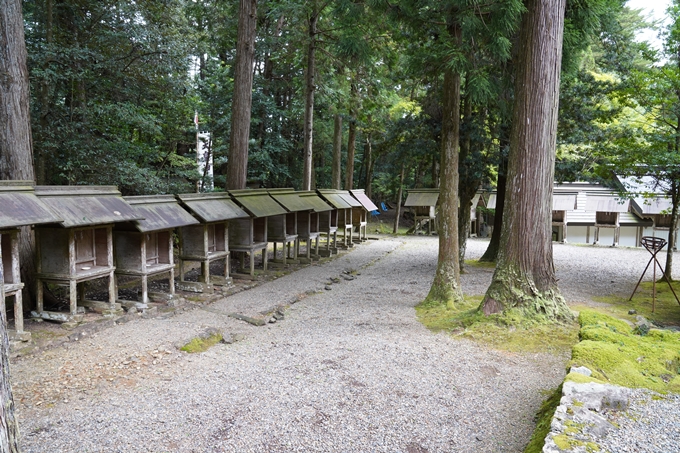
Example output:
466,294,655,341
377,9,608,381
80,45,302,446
569,310,680,394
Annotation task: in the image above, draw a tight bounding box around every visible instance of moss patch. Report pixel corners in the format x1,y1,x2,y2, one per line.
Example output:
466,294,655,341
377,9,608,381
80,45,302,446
180,332,223,353
416,296,579,354
569,310,680,393
523,386,563,453
464,259,496,269
589,280,680,328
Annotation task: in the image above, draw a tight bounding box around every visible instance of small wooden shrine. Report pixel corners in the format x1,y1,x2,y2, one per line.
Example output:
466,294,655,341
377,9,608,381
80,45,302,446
176,192,248,289
317,189,354,249
267,188,314,264
0,181,61,339
228,189,287,275
585,193,630,246
349,189,378,242
631,195,674,233
404,188,439,234
34,185,142,321
552,193,577,243
115,195,199,303
297,191,333,260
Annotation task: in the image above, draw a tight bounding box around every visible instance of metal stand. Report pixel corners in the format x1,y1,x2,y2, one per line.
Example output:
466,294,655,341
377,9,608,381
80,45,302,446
629,236,680,312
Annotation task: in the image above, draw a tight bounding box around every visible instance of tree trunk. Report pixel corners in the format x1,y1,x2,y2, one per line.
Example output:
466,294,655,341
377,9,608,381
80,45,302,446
36,0,53,185
0,1,28,448
424,17,463,307
458,95,473,272
331,113,342,189
345,84,358,190
226,0,257,190
364,137,374,199
0,254,20,453
393,164,405,234
257,14,284,150
481,0,571,321
479,145,508,262
1,0,39,307
665,180,678,280
302,6,318,190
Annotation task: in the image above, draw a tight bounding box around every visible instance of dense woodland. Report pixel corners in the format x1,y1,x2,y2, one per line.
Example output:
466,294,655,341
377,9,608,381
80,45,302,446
16,0,659,197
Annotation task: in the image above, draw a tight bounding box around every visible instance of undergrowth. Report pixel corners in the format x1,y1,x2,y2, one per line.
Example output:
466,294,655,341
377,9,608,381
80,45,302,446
567,310,680,393
523,386,563,453
590,280,680,328
415,296,579,354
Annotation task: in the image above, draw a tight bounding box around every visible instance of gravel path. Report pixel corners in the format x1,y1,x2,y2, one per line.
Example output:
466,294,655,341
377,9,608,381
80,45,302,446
10,237,679,452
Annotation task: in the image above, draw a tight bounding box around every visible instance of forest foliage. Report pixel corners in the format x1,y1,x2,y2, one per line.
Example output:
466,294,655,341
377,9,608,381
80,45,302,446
19,0,675,201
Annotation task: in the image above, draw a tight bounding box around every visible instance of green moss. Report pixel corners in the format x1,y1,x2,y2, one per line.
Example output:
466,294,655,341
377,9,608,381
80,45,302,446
553,434,571,450
180,333,223,353
523,386,563,453
569,310,680,393
416,296,579,354
564,420,585,435
464,259,496,269
564,371,606,385
589,280,680,328
551,434,600,452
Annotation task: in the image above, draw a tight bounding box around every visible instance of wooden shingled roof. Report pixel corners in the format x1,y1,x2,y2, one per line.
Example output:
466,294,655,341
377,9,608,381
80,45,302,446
176,192,248,223
228,189,288,218
267,188,317,212
350,189,379,212
297,191,333,212
316,189,353,209
34,185,141,228
404,188,439,207
553,193,577,211
124,195,199,232
0,181,62,229
584,193,630,213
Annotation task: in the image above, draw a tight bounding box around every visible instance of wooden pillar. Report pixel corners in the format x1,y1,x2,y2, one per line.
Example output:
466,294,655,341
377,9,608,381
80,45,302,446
168,231,176,295
9,231,23,333
201,224,209,284
69,279,77,315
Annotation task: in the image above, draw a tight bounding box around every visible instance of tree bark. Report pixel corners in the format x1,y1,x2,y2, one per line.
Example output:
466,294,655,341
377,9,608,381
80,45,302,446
0,1,28,448
345,84,358,190
457,96,478,272
331,113,342,189
302,5,318,190
481,0,571,320
226,0,257,190
424,16,463,307
36,0,53,185
364,137,374,199
479,145,508,262
1,0,38,305
393,164,405,234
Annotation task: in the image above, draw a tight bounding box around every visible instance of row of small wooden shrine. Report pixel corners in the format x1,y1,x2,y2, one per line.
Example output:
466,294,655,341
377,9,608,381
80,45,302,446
404,182,674,248
0,182,378,341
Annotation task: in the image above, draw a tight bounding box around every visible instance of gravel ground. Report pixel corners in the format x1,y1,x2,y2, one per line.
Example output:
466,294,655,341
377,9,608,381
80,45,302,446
10,237,680,452
598,391,680,453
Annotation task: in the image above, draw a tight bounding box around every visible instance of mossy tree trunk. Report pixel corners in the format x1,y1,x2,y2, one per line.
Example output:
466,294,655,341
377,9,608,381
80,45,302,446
425,16,463,307
480,0,571,321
